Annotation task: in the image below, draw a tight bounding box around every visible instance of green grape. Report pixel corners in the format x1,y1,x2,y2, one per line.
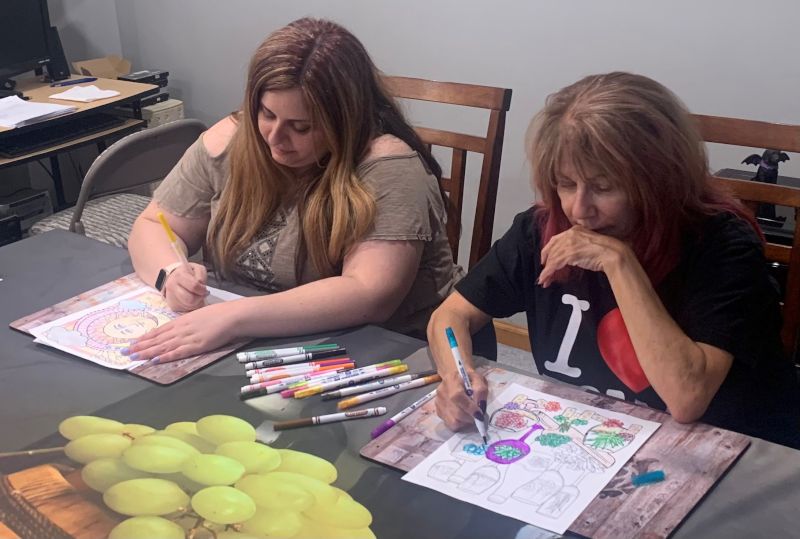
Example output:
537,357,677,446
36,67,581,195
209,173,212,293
215,441,281,474
133,434,200,455
64,433,131,464
156,429,216,453
162,472,207,495
324,526,376,539
121,424,155,439
292,515,328,539
190,486,256,524
165,421,198,435
108,516,184,539
103,478,189,516
181,454,245,486
331,486,352,500
81,457,149,492
216,531,264,539
294,515,376,539
235,473,314,511
275,448,337,484
123,444,193,473
196,415,256,445
305,493,373,528
59,416,124,440
257,471,337,507
241,508,302,538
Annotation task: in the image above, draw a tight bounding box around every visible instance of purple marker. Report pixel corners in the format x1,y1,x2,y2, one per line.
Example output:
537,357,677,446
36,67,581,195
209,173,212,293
370,389,437,439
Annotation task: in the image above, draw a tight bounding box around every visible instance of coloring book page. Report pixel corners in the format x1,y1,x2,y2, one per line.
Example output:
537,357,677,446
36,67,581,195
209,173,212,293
30,285,240,370
402,383,660,534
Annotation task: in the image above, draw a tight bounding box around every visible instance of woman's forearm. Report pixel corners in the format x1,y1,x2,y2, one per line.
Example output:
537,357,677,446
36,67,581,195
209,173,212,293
128,216,188,287
223,274,410,339
604,250,729,422
426,293,491,376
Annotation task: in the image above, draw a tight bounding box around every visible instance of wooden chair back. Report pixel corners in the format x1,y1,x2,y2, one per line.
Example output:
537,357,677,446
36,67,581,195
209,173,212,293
383,76,512,268
694,114,800,358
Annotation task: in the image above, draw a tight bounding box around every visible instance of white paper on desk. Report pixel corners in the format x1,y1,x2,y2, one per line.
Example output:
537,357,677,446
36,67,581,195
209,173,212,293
49,85,121,102
402,383,660,534
30,285,241,370
0,95,76,128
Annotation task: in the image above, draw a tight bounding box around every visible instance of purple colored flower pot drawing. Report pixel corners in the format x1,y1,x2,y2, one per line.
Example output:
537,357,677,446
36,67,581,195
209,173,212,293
486,423,544,464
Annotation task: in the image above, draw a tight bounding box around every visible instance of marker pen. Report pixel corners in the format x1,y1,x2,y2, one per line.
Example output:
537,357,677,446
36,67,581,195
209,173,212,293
243,347,347,370
371,389,438,438
321,370,437,400
237,343,340,362
272,407,387,431
337,374,441,410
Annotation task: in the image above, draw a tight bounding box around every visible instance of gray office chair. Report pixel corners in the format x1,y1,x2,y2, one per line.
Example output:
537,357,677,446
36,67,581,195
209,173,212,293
30,118,207,247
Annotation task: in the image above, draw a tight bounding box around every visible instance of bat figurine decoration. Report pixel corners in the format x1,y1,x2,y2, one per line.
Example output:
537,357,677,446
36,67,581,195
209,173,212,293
742,149,791,222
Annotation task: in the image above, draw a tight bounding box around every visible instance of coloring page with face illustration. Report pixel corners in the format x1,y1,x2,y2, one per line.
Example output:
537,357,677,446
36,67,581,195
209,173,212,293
402,383,660,534
29,286,237,370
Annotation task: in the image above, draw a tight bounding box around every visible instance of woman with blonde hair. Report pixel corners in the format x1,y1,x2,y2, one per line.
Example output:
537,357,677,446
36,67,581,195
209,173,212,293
125,18,461,362
428,72,800,448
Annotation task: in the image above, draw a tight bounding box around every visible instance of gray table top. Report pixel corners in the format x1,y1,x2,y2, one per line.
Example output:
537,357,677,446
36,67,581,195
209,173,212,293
1,231,799,539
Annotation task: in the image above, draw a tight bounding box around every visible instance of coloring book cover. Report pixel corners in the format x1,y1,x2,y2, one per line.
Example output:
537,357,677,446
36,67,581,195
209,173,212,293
403,383,660,534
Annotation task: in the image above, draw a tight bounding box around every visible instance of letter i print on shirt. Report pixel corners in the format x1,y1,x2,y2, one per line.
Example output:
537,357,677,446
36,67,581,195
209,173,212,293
544,294,589,378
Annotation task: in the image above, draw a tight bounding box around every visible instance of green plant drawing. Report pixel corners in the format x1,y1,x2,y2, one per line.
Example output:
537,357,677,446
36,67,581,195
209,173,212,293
553,415,589,433
586,430,627,450
490,444,523,460
536,432,571,448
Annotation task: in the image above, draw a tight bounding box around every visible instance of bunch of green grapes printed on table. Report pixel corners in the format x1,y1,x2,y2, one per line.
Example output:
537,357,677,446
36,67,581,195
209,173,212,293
58,414,375,539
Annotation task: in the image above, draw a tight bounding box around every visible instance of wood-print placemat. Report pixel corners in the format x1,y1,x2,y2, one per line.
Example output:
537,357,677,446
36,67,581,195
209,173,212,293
361,366,750,538
10,273,247,385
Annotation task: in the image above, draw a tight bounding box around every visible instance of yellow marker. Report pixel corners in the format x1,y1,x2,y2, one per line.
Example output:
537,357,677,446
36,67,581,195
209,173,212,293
294,365,409,399
337,374,441,410
157,212,188,265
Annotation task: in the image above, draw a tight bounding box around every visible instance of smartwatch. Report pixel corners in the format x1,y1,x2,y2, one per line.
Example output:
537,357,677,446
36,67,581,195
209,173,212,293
155,262,183,296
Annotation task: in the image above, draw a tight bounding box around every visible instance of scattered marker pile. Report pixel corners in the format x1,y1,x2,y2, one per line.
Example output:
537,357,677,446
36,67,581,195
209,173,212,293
237,343,440,411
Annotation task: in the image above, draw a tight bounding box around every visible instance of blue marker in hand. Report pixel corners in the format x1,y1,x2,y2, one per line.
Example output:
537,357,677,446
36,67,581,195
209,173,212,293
446,327,489,445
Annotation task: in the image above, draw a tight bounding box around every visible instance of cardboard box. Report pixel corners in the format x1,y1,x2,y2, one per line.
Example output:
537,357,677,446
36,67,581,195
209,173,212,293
71,55,131,80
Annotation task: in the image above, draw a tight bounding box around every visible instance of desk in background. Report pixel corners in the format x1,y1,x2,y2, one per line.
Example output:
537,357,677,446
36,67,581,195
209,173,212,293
1,231,800,538
0,76,158,209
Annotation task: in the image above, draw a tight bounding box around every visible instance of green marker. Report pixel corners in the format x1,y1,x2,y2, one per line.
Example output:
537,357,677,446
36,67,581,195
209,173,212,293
237,343,340,362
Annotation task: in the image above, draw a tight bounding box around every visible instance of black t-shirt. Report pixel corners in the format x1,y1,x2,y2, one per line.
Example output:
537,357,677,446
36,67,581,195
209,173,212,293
457,209,800,448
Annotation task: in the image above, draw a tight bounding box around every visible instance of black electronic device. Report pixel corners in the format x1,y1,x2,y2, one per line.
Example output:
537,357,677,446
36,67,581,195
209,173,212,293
0,0,52,95
119,91,170,109
0,113,125,158
118,70,169,85
0,215,22,247
44,26,71,82
111,91,171,119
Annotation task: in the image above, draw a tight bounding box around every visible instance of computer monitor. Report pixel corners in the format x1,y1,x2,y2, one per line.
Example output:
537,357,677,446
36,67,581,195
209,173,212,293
0,0,52,84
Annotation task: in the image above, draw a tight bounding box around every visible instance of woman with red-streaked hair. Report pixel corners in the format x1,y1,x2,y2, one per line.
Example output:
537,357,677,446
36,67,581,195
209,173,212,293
429,72,800,448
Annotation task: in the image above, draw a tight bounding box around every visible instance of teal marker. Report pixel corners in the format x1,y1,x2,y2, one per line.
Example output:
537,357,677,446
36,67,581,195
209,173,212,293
631,470,665,487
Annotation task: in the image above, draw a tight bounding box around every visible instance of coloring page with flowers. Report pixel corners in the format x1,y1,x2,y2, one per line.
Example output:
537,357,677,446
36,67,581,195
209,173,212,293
402,382,660,533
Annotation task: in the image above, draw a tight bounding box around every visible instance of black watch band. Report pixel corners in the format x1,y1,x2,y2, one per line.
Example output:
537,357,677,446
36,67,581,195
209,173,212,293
155,262,182,293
